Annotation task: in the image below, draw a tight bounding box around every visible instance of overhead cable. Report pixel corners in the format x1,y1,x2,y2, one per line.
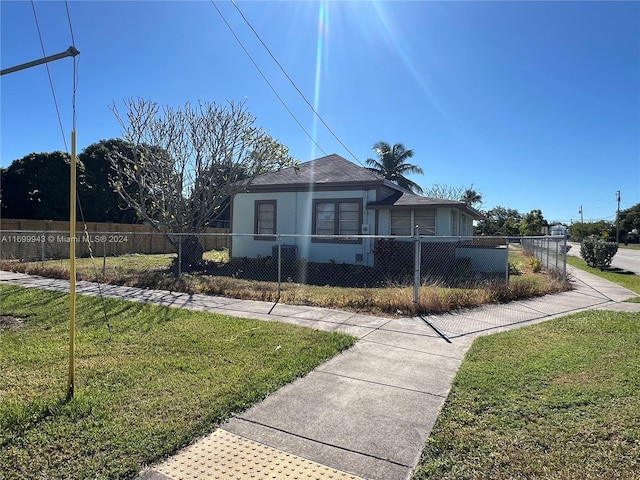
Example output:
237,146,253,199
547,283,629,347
30,0,68,152
210,1,327,157
230,0,364,167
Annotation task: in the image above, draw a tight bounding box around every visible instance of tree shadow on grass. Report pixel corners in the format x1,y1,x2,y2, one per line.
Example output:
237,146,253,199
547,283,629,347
0,395,93,449
604,267,637,276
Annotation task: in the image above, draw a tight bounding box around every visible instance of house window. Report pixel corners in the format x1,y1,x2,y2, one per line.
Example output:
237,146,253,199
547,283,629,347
415,210,436,236
390,210,412,236
255,200,276,239
339,202,360,234
315,202,335,236
391,209,436,236
450,210,458,236
312,199,362,242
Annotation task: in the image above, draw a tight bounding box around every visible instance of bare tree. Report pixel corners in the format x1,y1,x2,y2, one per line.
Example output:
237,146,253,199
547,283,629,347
109,98,296,270
423,183,483,207
423,183,466,200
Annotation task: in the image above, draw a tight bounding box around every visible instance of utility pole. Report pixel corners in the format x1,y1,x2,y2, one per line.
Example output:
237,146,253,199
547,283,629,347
0,46,79,76
579,206,584,242
616,191,621,244
2,46,80,400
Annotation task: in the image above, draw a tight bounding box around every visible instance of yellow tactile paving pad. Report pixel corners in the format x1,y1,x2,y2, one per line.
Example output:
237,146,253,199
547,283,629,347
153,428,365,480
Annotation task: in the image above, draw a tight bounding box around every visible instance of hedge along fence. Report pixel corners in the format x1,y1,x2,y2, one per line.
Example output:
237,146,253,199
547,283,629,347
0,219,229,261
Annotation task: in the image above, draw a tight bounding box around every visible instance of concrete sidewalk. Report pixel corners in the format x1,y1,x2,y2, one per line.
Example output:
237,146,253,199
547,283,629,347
1,267,638,480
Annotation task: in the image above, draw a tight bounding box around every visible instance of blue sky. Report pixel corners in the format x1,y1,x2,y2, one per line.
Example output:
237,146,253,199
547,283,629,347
1,0,639,225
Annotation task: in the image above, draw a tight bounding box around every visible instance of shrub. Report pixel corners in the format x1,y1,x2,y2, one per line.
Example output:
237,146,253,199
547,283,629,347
528,256,542,273
580,238,618,270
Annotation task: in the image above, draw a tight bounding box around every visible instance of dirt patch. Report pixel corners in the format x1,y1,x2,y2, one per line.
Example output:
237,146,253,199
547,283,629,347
551,371,594,386
0,315,26,330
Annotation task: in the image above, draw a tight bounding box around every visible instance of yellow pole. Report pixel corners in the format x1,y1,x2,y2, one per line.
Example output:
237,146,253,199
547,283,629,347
67,129,77,400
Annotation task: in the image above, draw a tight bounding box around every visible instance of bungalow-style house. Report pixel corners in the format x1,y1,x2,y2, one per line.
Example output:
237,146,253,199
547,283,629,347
230,154,485,269
550,224,569,237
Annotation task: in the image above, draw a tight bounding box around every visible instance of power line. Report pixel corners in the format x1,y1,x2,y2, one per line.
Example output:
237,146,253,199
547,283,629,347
30,0,68,152
64,0,76,47
63,1,110,335
30,1,110,336
64,0,78,131
230,0,364,167
210,1,327,157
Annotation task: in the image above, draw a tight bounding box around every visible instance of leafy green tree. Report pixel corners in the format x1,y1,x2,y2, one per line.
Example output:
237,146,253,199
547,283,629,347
569,220,614,240
0,152,86,220
365,141,424,194
502,216,522,236
617,203,640,243
476,206,522,235
77,139,140,223
519,209,548,236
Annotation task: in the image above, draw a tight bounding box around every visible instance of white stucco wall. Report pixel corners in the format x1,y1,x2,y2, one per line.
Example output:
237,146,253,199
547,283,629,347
233,191,478,266
232,189,377,266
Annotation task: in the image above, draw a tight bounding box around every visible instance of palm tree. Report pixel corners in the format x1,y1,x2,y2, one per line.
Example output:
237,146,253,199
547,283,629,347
365,141,424,194
461,187,482,207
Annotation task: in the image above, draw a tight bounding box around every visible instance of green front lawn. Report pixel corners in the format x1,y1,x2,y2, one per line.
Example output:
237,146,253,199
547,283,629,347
0,285,355,480
413,310,640,479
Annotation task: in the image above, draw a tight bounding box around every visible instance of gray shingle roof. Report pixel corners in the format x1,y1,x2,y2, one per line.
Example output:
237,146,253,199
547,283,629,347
368,191,485,219
245,153,484,219
249,154,384,187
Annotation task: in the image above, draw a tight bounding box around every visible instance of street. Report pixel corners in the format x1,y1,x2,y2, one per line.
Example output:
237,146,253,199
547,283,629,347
568,242,640,274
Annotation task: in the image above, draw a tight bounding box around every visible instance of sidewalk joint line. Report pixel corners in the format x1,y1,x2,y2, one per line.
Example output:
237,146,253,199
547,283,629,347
228,418,413,470
418,314,452,343
447,300,616,338
359,338,465,361
377,326,443,338
314,370,448,399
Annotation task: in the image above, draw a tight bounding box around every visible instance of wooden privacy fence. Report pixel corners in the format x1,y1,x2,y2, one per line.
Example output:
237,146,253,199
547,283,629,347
0,219,228,261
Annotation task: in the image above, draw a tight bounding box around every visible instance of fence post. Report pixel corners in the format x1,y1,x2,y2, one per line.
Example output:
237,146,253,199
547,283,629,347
102,238,107,276
178,235,182,280
505,237,510,286
413,225,421,313
546,237,550,271
41,231,45,263
563,235,567,281
277,236,282,298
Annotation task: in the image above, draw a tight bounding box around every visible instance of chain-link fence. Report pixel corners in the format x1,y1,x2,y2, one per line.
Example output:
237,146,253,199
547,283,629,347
0,228,567,296
519,236,568,279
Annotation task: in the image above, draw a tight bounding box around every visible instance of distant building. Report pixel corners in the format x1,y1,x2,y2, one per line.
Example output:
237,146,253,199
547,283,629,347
550,224,568,236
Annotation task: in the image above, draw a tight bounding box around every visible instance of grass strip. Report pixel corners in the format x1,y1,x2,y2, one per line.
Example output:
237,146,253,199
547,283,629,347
566,255,640,295
413,310,640,479
0,284,355,480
